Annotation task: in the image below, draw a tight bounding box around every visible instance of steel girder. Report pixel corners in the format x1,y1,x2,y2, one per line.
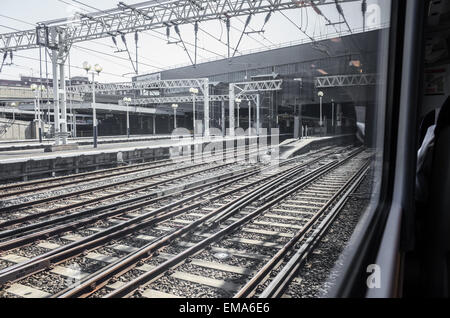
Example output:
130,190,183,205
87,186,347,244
0,0,359,52
130,94,255,105
229,79,283,136
315,74,379,88
66,78,209,94
233,79,283,96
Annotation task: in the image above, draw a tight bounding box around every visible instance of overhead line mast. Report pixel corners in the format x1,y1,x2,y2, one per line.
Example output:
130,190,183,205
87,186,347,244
0,0,360,146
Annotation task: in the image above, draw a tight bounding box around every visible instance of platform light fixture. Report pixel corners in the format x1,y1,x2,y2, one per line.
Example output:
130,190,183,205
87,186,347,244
189,87,199,138
82,61,102,148
123,97,132,138
30,83,43,143
235,97,242,127
171,103,179,129
10,102,17,121
318,91,324,130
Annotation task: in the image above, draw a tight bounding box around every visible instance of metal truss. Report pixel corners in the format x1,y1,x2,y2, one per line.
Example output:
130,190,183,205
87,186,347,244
233,79,283,96
0,0,359,52
130,94,255,105
315,74,378,88
228,79,282,136
67,78,209,94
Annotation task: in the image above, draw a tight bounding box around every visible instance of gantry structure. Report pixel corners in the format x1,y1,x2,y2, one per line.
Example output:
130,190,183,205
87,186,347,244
0,0,361,143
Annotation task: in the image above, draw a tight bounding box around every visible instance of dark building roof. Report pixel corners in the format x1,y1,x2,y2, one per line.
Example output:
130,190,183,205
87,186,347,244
133,29,386,84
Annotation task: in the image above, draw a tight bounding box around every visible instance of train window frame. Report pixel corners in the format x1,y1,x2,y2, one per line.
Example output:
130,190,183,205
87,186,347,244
325,0,425,298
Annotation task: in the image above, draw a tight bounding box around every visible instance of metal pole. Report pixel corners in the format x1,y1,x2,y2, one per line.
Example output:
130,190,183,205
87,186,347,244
319,97,322,127
221,100,225,137
33,92,38,139
331,99,335,134
174,108,177,129
153,115,156,135
237,102,240,128
299,104,303,138
37,91,42,143
92,72,97,148
73,110,77,137
204,80,209,136
248,100,251,136
256,94,260,136
126,102,130,138
51,49,60,146
226,18,231,60
59,60,67,145
38,45,43,143
192,94,196,138
229,85,235,136
135,31,139,75
68,53,75,137
319,96,323,136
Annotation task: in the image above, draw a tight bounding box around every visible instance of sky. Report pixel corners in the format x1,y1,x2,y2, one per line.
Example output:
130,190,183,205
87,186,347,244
0,0,391,83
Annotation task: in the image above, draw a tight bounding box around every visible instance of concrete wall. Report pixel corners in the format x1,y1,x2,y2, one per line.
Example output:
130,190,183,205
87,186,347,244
0,118,50,140
0,135,284,183
0,118,33,140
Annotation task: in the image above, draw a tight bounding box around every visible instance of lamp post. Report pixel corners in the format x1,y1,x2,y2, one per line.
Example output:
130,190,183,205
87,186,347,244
189,87,199,137
331,98,335,134
172,103,179,129
11,102,17,122
83,62,103,148
123,97,132,138
318,91,324,135
31,84,44,143
235,98,242,128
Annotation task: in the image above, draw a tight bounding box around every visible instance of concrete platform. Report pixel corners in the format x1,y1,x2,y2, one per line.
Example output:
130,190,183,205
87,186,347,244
0,134,353,183
0,134,177,152
279,134,355,159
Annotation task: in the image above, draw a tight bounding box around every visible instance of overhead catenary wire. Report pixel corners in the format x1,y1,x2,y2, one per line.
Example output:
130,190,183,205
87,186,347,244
0,14,35,27
232,14,253,58
279,11,315,42
69,0,226,61
11,53,127,79
0,9,161,77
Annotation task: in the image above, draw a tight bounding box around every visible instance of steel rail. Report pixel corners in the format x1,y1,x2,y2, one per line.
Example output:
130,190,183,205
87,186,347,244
0,142,247,192
0,144,269,228
0,157,173,192
0,166,257,246
259,164,371,298
0,143,252,197
0,153,242,215
0,148,333,286
104,148,363,298
235,159,372,298
53,150,343,298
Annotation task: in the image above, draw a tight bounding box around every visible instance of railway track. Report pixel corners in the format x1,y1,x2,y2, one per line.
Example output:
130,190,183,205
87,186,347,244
0,145,368,298
0,145,272,230
0,144,254,201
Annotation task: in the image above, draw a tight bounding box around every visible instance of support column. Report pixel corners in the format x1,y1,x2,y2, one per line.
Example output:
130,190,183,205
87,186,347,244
256,94,260,136
229,84,235,136
51,49,60,146
59,59,67,145
248,100,251,136
203,79,209,137
153,115,156,135
73,110,77,137
221,100,225,137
